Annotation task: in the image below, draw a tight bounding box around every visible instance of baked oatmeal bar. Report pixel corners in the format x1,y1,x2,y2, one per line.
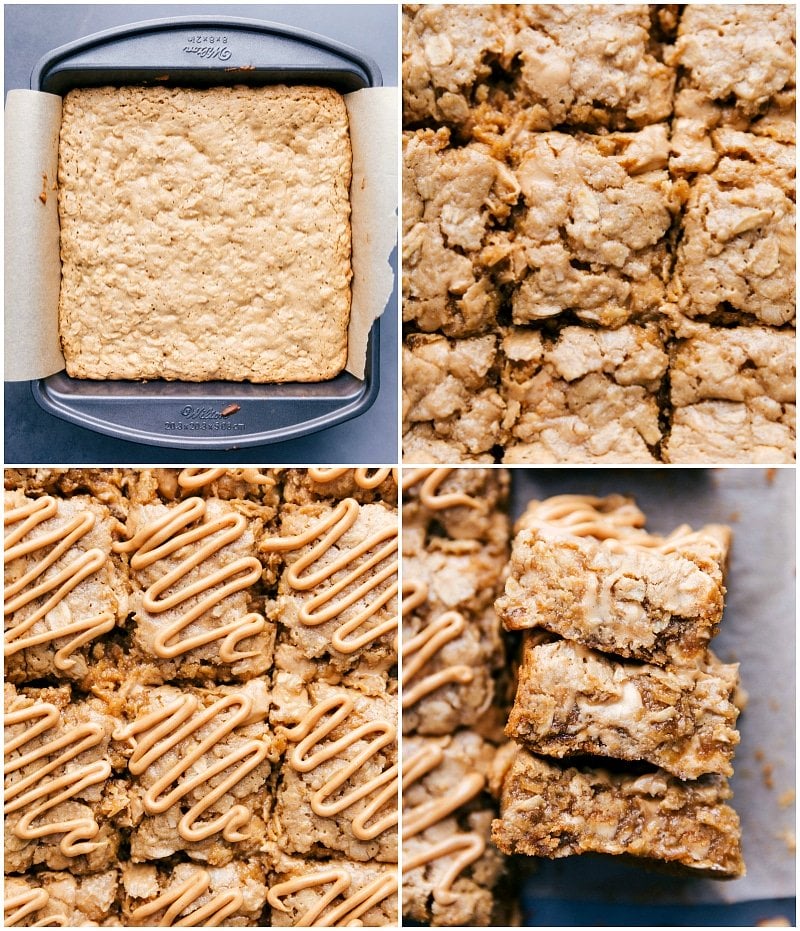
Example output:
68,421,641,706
5,871,119,927
4,684,123,874
5,490,128,683
666,5,795,120
492,749,745,877
116,679,278,865
280,468,397,506
403,128,518,337
115,496,275,682
267,852,397,927
496,496,730,665
121,860,268,926
269,672,398,863
403,333,504,463
506,126,679,327
146,468,281,506
402,467,510,547
508,636,740,779
500,325,668,463
403,732,506,926
261,498,397,673
665,400,796,464
670,127,795,328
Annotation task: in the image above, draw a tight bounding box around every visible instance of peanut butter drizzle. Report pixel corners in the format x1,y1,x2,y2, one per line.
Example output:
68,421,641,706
130,869,243,927
401,581,473,709
113,692,271,843
307,468,395,490
5,887,66,927
4,496,115,669
268,869,396,927
260,498,397,654
282,694,398,841
4,702,111,857
402,468,480,510
178,468,275,489
402,743,486,904
527,495,714,556
113,497,265,660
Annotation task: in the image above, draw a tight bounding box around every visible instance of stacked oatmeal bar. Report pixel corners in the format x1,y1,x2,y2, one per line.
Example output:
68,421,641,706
402,4,796,463
4,468,399,927
401,468,511,925
491,493,745,876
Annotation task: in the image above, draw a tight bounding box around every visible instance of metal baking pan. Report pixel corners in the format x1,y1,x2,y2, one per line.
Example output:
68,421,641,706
29,16,383,449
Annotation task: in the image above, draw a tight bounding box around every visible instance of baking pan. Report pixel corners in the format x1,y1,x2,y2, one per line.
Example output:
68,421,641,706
29,16,383,449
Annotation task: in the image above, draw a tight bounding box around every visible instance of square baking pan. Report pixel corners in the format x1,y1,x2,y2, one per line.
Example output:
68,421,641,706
29,15,383,449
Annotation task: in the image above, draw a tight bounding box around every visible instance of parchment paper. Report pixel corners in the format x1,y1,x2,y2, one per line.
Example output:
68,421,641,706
3,85,397,382
509,467,796,905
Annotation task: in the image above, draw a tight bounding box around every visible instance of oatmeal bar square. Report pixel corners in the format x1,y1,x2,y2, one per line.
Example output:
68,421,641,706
267,852,398,927
492,749,744,877
403,333,504,463
403,732,505,927
4,490,128,683
403,128,518,337
496,502,730,665
5,871,119,927
117,679,278,865
280,468,397,506
121,860,268,926
269,674,398,863
508,636,740,779
507,127,679,327
261,498,397,673
116,497,275,682
4,684,124,874
500,325,668,463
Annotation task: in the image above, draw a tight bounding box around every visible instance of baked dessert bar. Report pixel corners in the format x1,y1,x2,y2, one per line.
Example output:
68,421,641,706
5,871,119,927
4,683,122,874
402,333,504,463
508,636,740,779
403,732,506,926
118,679,278,865
492,749,745,877
269,673,398,863
403,128,518,337
58,85,352,383
4,490,127,682
280,467,397,506
402,5,675,136
500,324,667,463
507,127,679,327
116,496,275,682
665,400,796,464
261,498,398,673
267,853,397,926
121,860,267,926
496,495,730,665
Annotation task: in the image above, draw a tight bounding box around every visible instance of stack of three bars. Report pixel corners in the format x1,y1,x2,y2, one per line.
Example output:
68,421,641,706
491,493,745,877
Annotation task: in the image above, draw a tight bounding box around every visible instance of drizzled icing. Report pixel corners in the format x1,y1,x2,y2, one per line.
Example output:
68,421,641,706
113,692,271,843
129,869,243,927
402,469,480,510
401,581,473,710
260,498,397,655
4,887,66,927
524,495,718,556
4,702,111,856
307,468,396,490
178,468,275,490
113,498,266,660
402,742,486,905
281,693,398,841
4,496,115,669
268,868,396,928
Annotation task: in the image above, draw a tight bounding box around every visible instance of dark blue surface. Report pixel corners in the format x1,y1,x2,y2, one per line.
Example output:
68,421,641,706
4,4,398,463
